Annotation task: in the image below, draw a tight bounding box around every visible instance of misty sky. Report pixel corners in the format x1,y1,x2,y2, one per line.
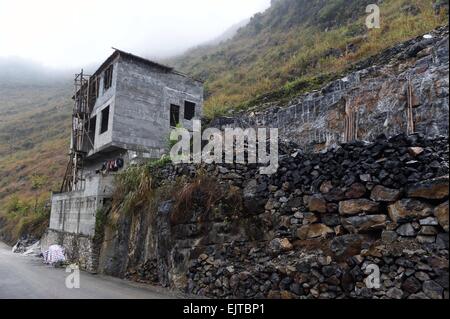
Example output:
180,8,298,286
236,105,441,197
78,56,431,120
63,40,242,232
0,0,270,69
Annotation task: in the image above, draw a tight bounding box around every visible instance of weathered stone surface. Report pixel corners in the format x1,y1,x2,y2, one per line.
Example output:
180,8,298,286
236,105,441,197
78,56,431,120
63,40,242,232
381,230,398,243
359,174,372,182
434,201,449,232
339,199,380,215
408,147,424,157
422,280,444,299
329,235,364,260
297,224,334,240
396,223,416,237
370,185,402,202
420,217,439,226
402,276,422,294
280,290,295,299
407,175,449,199
308,195,328,213
324,189,346,202
269,238,293,254
388,199,433,224
342,215,387,234
322,214,340,227
419,226,439,236
386,287,404,299
326,203,339,214
408,292,430,299
267,290,281,299
417,235,436,244
320,181,333,194
345,183,367,199
303,212,319,224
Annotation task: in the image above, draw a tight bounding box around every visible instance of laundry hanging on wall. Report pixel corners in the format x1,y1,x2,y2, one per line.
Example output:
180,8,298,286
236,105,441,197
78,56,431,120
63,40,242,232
96,158,124,174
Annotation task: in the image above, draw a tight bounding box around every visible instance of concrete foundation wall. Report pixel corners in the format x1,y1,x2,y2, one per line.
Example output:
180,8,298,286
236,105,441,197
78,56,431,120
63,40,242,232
49,174,114,237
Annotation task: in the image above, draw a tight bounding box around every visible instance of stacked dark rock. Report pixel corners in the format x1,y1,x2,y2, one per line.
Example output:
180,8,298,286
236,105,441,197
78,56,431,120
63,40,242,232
134,133,449,299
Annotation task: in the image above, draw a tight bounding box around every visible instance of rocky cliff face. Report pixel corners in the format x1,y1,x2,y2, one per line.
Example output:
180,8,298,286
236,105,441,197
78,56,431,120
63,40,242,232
211,26,449,152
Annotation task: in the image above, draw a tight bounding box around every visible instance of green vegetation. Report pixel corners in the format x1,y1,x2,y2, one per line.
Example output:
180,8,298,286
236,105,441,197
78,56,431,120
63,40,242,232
94,204,111,244
110,157,173,225
0,194,50,243
170,0,447,118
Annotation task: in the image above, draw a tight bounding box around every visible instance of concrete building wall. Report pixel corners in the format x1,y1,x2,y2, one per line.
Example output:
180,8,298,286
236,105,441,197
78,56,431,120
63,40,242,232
113,56,203,158
86,58,119,156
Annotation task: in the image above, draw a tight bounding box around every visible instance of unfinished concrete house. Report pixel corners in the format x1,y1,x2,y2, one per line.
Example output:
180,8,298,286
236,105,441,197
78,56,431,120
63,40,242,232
48,49,203,239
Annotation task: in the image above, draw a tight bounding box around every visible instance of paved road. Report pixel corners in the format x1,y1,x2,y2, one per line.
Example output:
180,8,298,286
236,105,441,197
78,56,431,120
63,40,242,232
0,242,183,299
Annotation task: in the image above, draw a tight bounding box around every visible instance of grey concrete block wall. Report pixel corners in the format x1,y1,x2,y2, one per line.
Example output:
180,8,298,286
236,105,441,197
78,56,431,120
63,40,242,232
86,52,203,158
49,174,114,237
87,57,119,156
113,56,203,157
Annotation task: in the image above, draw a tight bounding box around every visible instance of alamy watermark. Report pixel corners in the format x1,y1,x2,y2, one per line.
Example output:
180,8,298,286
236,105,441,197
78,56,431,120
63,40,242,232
365,264,381,289
65,264,80,289
170,120,279,175
366,4,381,29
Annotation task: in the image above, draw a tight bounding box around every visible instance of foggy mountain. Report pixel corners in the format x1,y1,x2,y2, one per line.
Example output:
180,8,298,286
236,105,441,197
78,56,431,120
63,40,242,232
0,57,72,86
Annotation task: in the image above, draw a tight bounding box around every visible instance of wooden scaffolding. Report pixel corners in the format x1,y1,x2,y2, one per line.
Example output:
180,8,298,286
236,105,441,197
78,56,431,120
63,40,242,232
60,70,96,193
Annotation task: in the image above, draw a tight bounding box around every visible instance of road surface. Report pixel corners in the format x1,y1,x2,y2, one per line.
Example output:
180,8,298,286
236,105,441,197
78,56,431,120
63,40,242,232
0,242,184,299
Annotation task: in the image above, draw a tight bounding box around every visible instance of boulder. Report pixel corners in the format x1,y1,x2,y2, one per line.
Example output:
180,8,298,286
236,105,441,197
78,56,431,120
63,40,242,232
419,217,439,226
297,224,334,240
422,280,444,299
417,235,436,244
419,226,439,236
370,185,402,202
434,201,449,232
342,215,387,233
303,212,319,224
386,287,404,299
339,199,380,215
381,230,398,243
388,199,433,224
320,181,333,194
322,214,340,227
359,174,372,182
330,234,363,258
402,276,422,294
345,183,367,199
269,238,294,254
408,147,424,157
407,175,449,199
308,195,328,213
396,223,416,237
324,188,346,202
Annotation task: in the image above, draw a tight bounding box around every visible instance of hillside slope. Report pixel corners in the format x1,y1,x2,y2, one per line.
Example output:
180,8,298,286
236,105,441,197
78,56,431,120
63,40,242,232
0,75,71,243
170,0,448,118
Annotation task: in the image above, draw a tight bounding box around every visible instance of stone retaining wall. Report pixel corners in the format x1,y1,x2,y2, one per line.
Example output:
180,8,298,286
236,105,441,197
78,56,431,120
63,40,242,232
98,133,449,299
